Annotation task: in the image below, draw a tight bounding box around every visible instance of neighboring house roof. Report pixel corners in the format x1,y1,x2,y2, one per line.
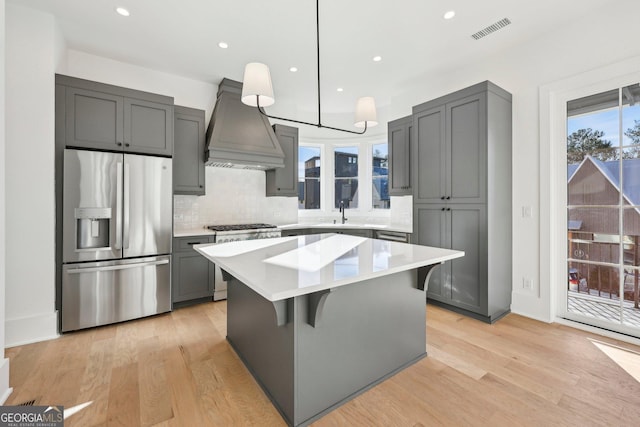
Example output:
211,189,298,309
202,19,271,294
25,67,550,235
568,155,640,207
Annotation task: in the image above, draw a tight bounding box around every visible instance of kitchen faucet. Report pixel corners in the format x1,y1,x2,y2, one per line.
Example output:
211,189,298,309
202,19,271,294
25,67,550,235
339,200,348,224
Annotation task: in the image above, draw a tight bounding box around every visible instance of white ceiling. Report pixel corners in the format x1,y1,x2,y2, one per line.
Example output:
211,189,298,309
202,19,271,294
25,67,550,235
10,0,614,131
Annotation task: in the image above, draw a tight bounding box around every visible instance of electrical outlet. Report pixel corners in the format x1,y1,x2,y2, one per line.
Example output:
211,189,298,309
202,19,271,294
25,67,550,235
521,206,532,218
522,277,534,290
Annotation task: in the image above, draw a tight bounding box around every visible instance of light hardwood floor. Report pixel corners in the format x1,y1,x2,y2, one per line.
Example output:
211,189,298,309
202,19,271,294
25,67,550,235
5,301,640,426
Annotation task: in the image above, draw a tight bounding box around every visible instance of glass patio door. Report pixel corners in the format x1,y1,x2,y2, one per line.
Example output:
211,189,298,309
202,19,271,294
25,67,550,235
565,83,640,336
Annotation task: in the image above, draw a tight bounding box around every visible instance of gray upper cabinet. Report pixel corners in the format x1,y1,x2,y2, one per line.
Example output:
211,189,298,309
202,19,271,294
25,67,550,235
413,92,487,204
388,115,412,196
65,87,124,151
57,74,174,156
266,124,298,197
412,81,512,323
124,98,173,156
174,106,206,195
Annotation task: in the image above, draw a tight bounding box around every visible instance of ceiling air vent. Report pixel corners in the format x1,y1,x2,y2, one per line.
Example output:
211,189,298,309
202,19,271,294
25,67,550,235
471,18,511,40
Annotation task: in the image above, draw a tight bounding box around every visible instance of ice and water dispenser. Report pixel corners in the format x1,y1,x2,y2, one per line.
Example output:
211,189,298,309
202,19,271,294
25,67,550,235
75,207,111,250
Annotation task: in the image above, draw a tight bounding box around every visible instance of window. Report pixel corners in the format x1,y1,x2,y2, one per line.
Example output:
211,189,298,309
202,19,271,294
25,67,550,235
298,146,321,209
334,146,358,209
566,83,640,332
372,142,390,209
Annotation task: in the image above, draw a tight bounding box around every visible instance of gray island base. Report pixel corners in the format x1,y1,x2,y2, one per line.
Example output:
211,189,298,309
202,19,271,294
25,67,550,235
195,234,464,426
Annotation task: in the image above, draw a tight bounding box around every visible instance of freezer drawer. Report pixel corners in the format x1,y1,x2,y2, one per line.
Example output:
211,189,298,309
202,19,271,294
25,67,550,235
62,255,171,332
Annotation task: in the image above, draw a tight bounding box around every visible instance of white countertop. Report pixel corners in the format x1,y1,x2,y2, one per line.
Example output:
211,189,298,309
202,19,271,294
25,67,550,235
278,222,413,233
194,234,463,302
174,223,412,237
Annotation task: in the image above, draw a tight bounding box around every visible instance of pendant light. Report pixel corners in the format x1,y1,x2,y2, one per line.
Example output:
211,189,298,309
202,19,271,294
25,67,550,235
240,0,378,135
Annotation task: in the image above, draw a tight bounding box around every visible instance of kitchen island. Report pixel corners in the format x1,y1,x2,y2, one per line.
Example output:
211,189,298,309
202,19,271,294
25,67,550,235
195,233,463,427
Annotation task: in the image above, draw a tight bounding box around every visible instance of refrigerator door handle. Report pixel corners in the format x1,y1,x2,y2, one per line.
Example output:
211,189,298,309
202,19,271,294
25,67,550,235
123,162,130,249
66,259,170,274
115,162,123,250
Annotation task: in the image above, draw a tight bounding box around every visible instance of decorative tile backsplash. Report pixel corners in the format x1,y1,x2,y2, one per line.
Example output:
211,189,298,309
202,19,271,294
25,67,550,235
173,167,299,231
174,167,413,231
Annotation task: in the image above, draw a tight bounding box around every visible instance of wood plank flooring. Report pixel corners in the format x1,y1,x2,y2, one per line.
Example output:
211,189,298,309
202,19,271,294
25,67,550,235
5,301,640,426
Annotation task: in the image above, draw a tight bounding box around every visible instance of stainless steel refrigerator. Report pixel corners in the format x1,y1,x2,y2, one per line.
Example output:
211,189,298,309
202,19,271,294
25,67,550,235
61,149,172,332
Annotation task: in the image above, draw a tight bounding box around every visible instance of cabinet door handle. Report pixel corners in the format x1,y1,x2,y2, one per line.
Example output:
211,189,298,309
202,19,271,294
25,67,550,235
441,208,446,211
187,241,203,246
446,196,451,200
441,196,445,200
447,208,451,211
125,143,130,147
117,142,123,146
199,185,204,188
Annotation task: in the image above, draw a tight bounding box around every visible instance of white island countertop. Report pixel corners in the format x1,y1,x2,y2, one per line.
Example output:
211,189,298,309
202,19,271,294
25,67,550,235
194,233,464,302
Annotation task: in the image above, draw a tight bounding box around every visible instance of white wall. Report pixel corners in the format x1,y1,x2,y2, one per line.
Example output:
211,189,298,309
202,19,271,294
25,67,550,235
61,50,217,120
0,0,13,405
4,4,58,347
389,1,640,322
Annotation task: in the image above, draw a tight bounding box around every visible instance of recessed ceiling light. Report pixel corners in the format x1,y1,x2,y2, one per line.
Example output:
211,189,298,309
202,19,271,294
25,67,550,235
289,67,298,72
115,7,130,17
444,10,455,20
372,56,382,62
218,42,228,49
337,88,344,92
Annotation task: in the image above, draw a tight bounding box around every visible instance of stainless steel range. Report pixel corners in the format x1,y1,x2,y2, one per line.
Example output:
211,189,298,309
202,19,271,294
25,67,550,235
207,223,282,300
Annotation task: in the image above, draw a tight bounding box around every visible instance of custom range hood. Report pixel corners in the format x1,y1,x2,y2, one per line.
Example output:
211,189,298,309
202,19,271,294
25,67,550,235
206,78,284,170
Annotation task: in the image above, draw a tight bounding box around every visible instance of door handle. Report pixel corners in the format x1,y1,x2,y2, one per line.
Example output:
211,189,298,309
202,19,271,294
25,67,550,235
115,162,123,249
123,162,130,249
67,259,170,274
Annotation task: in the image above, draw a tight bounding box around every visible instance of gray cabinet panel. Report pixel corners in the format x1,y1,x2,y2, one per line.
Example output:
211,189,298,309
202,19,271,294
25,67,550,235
416,205,449,299
172,236,215,303
412,81,511,323
388,115,412,196
174,106,206,195
448,94,486,203
413,105,446,204
267,124,298,197
125,98,173,156
65,87,124,151
450,206,485,313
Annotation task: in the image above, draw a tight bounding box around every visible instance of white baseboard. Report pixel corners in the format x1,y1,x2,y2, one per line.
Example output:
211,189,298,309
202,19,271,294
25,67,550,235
0,358,12,405
5,311,59,348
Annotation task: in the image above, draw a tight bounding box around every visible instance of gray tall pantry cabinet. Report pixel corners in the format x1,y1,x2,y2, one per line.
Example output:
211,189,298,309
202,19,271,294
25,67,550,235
412,81,512,323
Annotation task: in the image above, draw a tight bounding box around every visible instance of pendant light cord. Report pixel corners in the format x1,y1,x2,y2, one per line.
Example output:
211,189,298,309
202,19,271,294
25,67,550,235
256,0,368,135
316,0,321,127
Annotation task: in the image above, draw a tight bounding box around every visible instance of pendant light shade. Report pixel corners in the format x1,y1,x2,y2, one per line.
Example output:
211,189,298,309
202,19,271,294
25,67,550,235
354,97,378,129
241,63,275,107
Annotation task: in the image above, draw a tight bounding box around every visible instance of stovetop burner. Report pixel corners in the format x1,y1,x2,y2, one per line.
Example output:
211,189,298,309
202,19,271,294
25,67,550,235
206,223,278,232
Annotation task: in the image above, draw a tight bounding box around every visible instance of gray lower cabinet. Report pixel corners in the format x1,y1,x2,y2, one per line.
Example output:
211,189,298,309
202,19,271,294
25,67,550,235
388,115,412,196
412,81,512,323
174,106,206,195
266,124,299,197
415,204,487,315
57,74,174,156
172,236,215,303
